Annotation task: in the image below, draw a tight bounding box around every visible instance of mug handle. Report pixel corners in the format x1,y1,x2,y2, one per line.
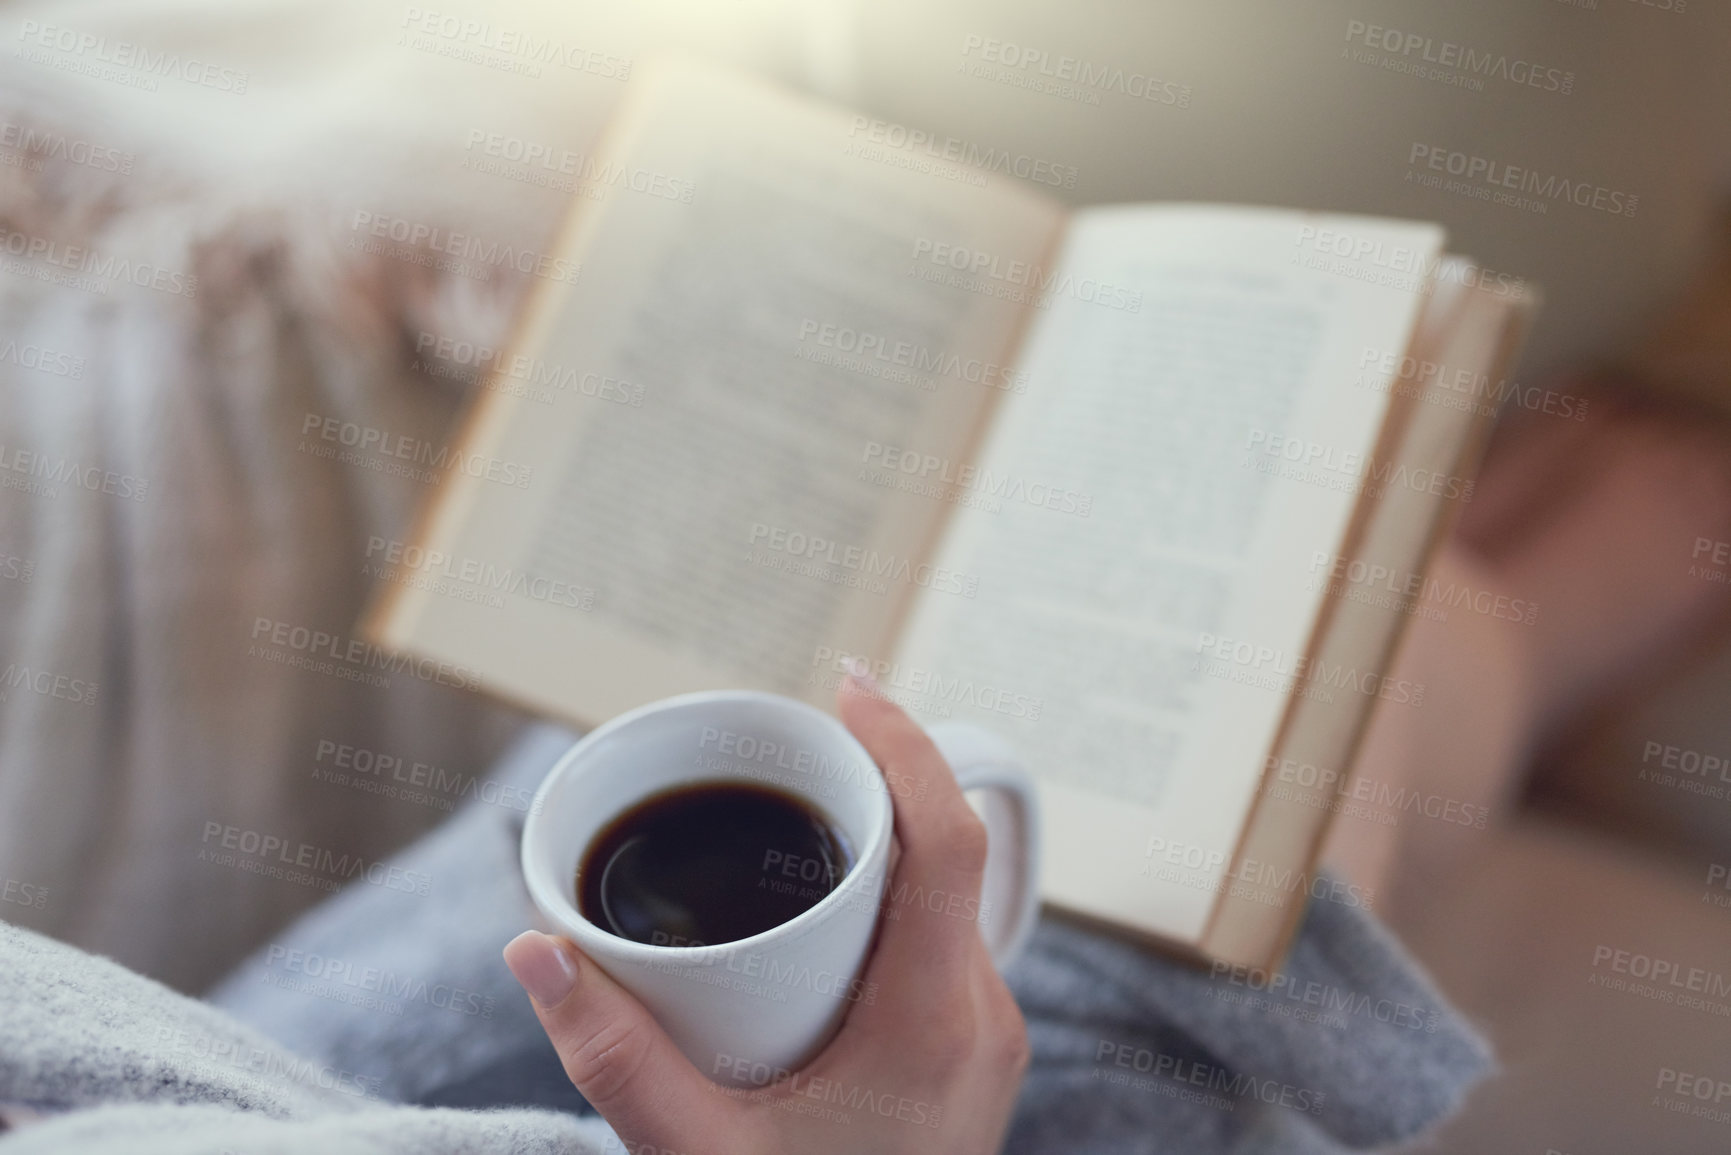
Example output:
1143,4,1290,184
924,721,1042,969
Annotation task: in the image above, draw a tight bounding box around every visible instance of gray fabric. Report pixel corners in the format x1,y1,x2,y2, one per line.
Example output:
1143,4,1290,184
0,921,614,1153
0,1103,605,1155
1004,898,1493,1152
205,723,576,1104
0,918,339,1121
205,721,1492,1152
1,722,1491,1152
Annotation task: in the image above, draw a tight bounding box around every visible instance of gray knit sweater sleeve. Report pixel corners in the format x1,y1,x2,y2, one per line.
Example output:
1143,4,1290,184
0,922,614,1153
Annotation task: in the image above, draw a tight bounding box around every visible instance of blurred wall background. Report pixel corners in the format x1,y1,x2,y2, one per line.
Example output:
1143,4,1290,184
9,0,1728,380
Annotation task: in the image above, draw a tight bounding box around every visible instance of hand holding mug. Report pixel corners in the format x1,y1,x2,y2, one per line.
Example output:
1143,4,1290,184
506,676,1038,1154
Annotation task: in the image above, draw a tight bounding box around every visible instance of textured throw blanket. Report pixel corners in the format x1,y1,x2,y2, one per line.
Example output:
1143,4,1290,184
0,89,541,992
1,724,1491,1153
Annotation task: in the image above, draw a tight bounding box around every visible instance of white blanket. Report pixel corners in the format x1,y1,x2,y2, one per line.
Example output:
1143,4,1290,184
0,0,840,994
0,90,534,991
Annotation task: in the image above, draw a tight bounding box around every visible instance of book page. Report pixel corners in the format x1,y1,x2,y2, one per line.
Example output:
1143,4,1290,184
368,60,1064,725
892,205,1444,943
1203,265,1531,967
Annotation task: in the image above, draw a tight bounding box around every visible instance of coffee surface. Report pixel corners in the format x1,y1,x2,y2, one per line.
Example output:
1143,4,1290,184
577,781,853,947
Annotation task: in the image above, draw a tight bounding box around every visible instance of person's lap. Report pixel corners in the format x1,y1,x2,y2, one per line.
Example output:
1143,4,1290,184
207,722,1491,1154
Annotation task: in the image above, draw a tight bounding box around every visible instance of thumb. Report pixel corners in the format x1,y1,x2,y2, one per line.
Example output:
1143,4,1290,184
504,931,742,1147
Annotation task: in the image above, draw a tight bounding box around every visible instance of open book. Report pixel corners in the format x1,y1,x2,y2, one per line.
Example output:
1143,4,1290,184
366,59,1533,971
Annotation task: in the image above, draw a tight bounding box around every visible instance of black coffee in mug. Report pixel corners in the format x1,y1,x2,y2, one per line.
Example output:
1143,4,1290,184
577,781,855,947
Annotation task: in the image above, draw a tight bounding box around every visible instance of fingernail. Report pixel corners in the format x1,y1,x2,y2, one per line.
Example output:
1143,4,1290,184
504,930,579,1007
844,658,880,695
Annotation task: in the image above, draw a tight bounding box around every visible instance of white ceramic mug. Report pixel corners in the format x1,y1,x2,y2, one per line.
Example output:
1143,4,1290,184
520,690,1040,1085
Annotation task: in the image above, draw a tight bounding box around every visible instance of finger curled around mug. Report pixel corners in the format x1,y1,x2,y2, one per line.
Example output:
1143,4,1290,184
835,681,991,979
837,676,990,892
504,931,754,1150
